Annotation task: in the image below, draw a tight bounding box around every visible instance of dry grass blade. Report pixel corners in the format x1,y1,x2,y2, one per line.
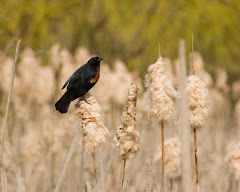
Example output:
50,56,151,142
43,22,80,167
14,169,26,192
79,137,85,192
0,40,21,164
85,181,92,192
54,129,80,192
92,145,118,192
1,166,8,192
146,157,153,192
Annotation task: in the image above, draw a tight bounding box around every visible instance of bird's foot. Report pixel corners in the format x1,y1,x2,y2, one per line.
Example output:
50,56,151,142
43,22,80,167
83,96,92,105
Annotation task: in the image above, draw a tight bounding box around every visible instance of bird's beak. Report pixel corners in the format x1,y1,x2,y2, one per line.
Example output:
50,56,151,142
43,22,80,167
98,58,103,61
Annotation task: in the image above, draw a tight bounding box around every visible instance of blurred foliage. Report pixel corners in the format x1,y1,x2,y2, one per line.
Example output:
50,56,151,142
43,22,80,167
0,0,240,80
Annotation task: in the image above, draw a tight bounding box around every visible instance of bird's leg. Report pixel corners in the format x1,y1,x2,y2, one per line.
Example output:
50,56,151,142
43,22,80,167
83,96,92,105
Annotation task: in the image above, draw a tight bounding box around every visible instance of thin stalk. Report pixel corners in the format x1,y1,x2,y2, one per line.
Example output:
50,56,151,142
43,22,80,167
93,145,118,192
156,17,161,58
194,128,199,189
146,157,153,192
121,159,127,192
126,179,129,192
0,166,8,192
161,121,165,192
54,129,80,192
0,40,21,164
158,41,161,59
92,153,97,182
191,33,195,75
170,179,173,192
51,153,55,189
79,135,85,192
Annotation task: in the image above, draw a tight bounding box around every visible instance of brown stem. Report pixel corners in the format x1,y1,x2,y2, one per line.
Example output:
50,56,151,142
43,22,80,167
170,179,173,192
92,153,97,183
191,33,195,75
161,121,165,192
156,18,161,59
194,128,199,186
158,41,161,58
121,159,127,192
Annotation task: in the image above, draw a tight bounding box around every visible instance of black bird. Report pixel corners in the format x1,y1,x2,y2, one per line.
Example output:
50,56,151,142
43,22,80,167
55,56,103,113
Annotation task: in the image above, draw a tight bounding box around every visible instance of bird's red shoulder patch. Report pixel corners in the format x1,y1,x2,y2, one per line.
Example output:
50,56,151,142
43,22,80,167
90,72,99,83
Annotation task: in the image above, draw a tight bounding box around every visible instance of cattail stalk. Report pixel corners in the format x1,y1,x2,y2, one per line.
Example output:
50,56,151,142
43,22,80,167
92,153,97,182
191,35,199,191
121,159,127,192
0,40,21,164
116,83,140,191
170,179,173,192
161,121,165,191
75,93,109,190
194,128,199,186
187,35,210,192
145,48,179,192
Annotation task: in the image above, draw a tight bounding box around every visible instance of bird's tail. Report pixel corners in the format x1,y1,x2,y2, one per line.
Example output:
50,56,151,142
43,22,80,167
55,92,72,113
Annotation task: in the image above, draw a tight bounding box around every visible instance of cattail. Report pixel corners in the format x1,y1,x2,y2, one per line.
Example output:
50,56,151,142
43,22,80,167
186,75,211,129
188,35,211,192
145,57,179,123
75,94,109,154
154,137,181,179
76,94,109,182
115,83,140,192
225,142,240,180
115,83,140,159
145,56,179,191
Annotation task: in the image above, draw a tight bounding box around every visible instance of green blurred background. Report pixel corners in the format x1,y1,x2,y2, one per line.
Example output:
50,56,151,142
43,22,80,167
0,0,239,81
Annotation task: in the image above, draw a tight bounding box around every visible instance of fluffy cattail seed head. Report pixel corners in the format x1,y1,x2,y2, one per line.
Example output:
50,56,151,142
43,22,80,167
154,137,181,178
75,94,109,154
145,57,179,123
186,75,210,129
116,83,140,159
225,142,240,180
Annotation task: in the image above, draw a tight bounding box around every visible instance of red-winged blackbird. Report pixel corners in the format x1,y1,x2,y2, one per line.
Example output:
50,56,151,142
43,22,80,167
55,56,103,113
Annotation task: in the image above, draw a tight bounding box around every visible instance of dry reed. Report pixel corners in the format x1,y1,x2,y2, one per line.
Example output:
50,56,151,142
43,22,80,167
187,35,210,192
115,83,140,191
145,52,179,191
